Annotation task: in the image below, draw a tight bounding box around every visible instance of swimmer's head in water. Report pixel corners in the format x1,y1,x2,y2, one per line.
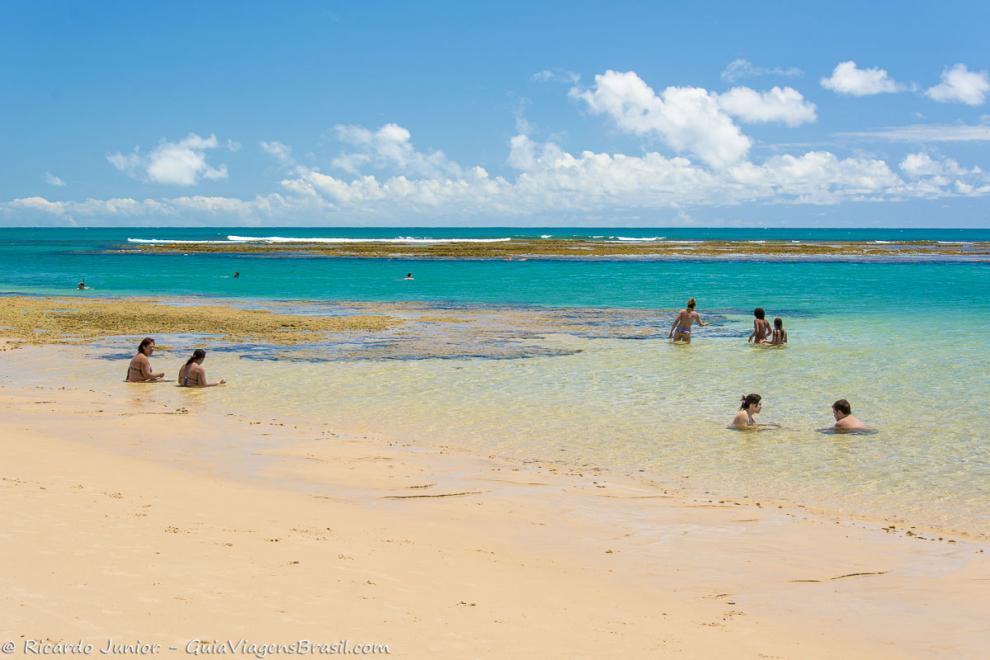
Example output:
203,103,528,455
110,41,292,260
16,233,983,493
740,393,762,411
138,337,155,355
687,298,696,309
754,307,766,320
832,399,852,416
774,317,783,329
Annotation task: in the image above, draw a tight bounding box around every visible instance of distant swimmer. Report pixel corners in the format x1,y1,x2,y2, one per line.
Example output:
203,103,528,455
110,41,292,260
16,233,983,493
233,271,240,279
177,349,225,388
77,281,88,290
668,297,708,343
404,273,414,280
732,393,764,429
748,307,771,344
125,337,165,383
832,399,868,432
770,317,788,345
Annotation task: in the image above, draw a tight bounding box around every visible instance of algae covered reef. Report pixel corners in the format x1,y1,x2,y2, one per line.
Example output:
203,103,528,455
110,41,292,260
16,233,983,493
0,296,399,346
116,238,990,260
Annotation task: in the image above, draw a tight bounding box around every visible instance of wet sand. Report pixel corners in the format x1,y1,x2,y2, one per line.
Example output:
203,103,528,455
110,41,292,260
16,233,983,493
1,374,988,658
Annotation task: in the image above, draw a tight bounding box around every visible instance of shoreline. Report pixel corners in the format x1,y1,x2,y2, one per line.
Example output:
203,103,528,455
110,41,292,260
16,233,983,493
2,380,988,657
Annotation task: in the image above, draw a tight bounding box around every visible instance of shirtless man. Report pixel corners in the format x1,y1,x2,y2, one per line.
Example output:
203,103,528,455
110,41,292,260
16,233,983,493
668,298,708,343
177,349,225,388
832,399,868,431
748,307,771,344
125,337,164,382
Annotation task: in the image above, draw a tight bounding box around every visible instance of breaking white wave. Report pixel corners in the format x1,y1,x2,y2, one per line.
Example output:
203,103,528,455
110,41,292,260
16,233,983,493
616,236,666,242
129,236,513,245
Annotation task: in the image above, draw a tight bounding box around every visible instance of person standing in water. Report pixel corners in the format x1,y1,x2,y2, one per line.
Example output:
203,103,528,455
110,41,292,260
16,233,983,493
177,349,225,388
668,298,708,343
125,337,165,382
748,307,771,344
770,317,787,345
832,399,868,431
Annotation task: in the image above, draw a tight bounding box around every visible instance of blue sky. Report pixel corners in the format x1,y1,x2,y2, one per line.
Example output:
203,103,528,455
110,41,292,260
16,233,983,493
2,0,989,226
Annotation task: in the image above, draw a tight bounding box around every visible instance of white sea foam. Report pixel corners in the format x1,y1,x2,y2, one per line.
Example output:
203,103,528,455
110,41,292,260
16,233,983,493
129,236,513,245
540,234,552,239
616,236,665,241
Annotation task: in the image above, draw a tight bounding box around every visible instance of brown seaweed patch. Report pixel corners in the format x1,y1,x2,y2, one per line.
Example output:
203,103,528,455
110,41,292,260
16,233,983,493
0,296,399,346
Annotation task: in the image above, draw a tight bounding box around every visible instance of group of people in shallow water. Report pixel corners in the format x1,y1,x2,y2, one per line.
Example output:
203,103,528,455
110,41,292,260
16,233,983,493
125,338,225,388
667,297,867,432
668,298,786,345
121,299,868,430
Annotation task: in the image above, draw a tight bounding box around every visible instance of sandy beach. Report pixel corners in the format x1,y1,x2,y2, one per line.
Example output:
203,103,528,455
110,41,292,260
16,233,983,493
1,356,988,658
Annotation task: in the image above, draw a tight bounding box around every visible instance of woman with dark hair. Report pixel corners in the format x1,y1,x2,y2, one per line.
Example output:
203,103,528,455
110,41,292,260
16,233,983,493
125,337,165,382
731,393,763,429
177,349,225,388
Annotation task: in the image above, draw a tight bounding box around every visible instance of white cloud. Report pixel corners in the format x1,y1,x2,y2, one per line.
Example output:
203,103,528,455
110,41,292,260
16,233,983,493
43,172,66,187
821,61,903,96
260,140,294,165
532,69,580,84
717,86,817,126
837,123,990,142
925,64,990,106
721,59,802,82
107,133,231,186
330,123,462,178
899,153,978,177
572,70,752,168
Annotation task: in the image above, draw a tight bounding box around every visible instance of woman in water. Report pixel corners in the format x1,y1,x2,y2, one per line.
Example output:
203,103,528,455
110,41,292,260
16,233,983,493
125,337,165,382
731,393,764,429
177,349,226,388
770,317,787,345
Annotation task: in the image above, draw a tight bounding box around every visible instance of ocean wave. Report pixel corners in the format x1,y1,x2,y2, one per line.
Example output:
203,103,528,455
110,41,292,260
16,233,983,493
616,236,666,241
126,238,233,244
129,236,513,245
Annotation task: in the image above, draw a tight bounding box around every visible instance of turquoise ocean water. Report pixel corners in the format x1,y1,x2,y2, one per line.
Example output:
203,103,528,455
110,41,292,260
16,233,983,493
1,227,988,536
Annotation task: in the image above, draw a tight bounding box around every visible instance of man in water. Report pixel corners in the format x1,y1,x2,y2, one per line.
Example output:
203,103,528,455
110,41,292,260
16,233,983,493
668,297,708,343
404,273,414,280
832,399,868,431
77,281,88,290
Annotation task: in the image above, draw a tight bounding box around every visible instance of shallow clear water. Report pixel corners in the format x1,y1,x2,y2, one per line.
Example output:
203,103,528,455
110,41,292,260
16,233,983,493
1,228,988,536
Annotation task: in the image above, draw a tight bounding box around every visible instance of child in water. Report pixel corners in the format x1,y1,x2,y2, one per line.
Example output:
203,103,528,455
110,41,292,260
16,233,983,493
770,317,787,345
747,308,771,344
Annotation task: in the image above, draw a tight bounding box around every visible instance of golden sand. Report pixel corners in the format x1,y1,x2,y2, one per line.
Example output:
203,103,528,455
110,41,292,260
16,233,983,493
0,296,399,345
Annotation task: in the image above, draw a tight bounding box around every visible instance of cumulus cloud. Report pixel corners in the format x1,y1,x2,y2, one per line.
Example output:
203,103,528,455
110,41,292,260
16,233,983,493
899,153,979,177
717,86,817,126
721,59,802,82
821,61,903,96
572,70,752,168
107,133,231,186
925,64,990,105
330,123,462,178
43,172,66,187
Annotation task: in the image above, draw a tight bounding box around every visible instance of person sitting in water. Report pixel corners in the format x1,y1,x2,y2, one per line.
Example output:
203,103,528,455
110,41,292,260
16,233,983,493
125,337,165,382
748,307,771,344
77,281,88,290
770,317,788,345
732,393,764,429
404,272,414,280
177,349,226,388
668,297,708,343
832,399,868,431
